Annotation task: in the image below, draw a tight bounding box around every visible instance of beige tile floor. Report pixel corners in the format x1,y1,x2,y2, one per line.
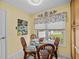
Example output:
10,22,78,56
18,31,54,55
21,56,71,59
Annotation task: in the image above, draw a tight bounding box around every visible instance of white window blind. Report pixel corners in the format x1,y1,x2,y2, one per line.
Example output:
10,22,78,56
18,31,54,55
35,12,67,29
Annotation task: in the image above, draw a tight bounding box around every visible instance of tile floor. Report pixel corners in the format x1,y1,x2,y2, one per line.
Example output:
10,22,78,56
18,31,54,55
26,56,71,59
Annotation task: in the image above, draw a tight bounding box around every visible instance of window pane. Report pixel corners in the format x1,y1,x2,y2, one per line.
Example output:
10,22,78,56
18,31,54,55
48,30,66,47
38,30,46,38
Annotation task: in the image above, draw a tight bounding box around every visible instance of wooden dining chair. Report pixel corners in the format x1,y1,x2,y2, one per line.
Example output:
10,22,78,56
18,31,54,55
54,37,60,59
20,37,36,59
37,44,55,59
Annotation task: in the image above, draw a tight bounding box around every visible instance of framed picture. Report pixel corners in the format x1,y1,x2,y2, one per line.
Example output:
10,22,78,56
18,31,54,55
16,19,28,36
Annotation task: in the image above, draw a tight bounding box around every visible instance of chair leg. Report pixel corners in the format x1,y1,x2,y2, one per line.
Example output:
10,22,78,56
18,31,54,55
34,53,36,59
24,52,27,59
50,56,52,59
54,51,58,59
24,54,26,59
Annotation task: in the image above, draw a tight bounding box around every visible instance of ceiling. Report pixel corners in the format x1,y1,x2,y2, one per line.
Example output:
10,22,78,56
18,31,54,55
2,0,71,14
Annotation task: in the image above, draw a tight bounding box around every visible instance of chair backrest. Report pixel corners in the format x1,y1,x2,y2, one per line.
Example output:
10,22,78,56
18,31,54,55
30,34,36,39
20,37,27,50
37,44,55,59
54,37,60,51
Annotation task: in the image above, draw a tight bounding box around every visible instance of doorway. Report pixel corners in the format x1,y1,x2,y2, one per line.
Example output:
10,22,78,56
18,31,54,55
0,9,7,59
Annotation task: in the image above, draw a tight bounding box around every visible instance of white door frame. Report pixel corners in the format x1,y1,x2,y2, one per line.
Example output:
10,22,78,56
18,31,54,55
0,9,7,59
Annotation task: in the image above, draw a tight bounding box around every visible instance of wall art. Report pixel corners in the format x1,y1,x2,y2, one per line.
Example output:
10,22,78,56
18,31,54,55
16,19,28,36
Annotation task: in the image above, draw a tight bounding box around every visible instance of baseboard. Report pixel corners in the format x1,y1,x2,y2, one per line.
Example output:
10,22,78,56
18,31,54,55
8,49,24,59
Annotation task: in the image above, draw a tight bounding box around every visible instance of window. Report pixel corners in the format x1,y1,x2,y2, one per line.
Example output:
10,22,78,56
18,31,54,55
38,30,46,38
48,30,66,47
35,12,67,47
